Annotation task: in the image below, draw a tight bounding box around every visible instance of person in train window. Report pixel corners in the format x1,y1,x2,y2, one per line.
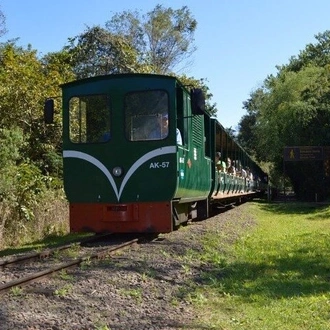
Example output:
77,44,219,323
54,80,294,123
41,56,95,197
215,152,226,172
227,158,237,175
149,113,168,139
241,167,247,178
227,157,233,173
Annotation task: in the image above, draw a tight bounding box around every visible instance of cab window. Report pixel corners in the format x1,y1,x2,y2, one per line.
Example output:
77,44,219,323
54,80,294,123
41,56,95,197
69,94,110,143
125,90,169,141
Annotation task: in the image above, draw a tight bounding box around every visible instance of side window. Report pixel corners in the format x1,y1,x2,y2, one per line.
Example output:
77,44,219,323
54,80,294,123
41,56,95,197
125,90,169,141
69,95,110,143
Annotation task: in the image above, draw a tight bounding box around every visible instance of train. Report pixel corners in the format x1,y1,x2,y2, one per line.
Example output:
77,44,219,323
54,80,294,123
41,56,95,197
44,73,268,233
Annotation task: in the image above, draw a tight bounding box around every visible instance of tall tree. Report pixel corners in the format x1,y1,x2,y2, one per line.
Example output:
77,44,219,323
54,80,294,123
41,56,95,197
105,4,197,74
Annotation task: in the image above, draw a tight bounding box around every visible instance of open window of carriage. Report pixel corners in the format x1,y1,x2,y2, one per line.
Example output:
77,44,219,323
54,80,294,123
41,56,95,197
125,90,169,141
69,94,111,143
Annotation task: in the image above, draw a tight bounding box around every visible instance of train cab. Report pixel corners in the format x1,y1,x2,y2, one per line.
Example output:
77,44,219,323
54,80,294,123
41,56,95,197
46,74,212,233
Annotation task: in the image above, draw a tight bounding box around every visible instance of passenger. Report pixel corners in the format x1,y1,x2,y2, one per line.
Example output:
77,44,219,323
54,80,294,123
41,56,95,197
215,152,226,172
227,157,233,174
231,165,236,176
246,167,253,191
233,161,239,176
236,161,243,176
149,114,168,139
227,159,236,176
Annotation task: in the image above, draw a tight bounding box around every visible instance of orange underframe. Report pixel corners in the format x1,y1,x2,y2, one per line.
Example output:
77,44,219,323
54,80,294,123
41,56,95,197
69,201,173,233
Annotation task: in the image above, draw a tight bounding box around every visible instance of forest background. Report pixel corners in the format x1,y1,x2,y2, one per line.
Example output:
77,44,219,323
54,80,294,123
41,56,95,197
0,4,330,248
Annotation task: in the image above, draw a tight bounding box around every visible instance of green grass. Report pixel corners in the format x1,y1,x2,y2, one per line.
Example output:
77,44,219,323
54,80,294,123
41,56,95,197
190,201,330,330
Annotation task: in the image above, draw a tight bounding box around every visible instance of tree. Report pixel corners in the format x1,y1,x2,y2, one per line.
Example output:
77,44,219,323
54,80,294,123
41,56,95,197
65,26,140,78
0,42,69,176
41,49,75,85
239,63,330,200
237,87,266,156
0,43,47,129
279,30,330,73
257,66,330,160
105,4,197,74
0,127,24,243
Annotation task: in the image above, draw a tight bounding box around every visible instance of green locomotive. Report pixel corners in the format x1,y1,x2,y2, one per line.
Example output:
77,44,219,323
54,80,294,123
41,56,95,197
45,73,267,233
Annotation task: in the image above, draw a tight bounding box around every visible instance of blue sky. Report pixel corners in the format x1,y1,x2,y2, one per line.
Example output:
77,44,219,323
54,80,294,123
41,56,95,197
1,0,330,129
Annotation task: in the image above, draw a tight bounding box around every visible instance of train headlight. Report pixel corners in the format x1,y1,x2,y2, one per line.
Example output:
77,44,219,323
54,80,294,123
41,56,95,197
112,166,123,177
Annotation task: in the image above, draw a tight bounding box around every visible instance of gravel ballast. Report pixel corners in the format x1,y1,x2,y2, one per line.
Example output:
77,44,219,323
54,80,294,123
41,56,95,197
0,203,256,330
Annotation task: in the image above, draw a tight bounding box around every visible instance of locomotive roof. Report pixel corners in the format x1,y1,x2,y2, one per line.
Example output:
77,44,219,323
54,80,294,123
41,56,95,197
61,73,179,88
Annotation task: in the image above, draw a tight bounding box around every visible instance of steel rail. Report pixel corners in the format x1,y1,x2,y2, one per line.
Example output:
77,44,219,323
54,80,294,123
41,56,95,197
0,238,138,295
0,233,113,269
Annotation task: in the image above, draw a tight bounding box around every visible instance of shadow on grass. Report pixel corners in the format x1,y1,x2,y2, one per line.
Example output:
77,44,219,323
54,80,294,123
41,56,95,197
254,199,330,220
197,248,330,301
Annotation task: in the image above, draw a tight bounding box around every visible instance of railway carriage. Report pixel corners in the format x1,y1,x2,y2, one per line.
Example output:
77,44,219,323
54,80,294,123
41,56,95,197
45,73,267,233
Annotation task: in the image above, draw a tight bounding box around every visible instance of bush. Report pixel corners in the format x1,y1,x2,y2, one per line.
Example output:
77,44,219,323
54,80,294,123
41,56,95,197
0,127,69,248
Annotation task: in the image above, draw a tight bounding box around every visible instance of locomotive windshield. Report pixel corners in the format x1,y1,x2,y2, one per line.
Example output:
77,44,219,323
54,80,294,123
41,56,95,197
125,90,169,141
69,94,111,143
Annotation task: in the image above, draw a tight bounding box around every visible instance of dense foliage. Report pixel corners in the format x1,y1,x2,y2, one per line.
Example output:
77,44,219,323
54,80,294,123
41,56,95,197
237,31,330,200
0,42,71,246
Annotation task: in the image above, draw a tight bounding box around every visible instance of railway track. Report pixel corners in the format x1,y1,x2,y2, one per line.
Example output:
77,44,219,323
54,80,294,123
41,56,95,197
0,235,140,295
0,232,114,269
